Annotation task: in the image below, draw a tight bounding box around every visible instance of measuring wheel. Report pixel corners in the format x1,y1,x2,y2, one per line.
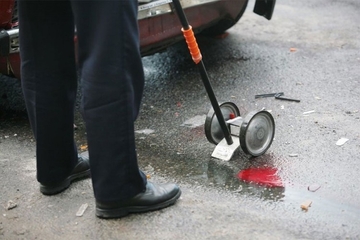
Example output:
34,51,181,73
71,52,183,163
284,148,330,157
239,110,275,157
204,102,240,145
172,0,275,161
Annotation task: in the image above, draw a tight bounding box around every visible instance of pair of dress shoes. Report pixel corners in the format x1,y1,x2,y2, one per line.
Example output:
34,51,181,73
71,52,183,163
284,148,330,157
39,155,181,218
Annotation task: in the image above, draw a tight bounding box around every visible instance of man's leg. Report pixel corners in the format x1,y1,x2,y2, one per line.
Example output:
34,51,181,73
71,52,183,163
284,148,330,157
72,1,181,218
18,0,82,186
71,1,147,202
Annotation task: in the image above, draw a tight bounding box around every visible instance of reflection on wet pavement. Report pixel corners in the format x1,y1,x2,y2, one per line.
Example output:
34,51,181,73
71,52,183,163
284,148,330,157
136,131,286,203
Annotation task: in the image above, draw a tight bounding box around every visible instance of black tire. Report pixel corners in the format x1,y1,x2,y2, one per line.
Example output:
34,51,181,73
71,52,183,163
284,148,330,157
201,0,249,36
204,102,240,145
0,73,83,112
0,74,26,112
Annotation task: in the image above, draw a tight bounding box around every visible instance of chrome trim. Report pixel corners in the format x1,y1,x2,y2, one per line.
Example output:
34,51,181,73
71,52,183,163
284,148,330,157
138,0,219,19
7,28,18,38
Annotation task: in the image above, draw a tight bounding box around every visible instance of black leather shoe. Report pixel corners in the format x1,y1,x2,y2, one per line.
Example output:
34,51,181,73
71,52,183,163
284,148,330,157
96,182,181,219
40,155,91,195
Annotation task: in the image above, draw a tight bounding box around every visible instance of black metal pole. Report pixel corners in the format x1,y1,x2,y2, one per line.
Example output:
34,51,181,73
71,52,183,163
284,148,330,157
172,0,233,145
172,0,190,30
197,62,233,144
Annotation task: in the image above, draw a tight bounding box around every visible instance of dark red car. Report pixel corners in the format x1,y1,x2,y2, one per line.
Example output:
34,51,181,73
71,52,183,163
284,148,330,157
0,0,275,110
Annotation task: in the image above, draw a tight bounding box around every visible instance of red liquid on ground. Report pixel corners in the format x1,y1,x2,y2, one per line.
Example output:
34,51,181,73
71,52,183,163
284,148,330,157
237,167,283,188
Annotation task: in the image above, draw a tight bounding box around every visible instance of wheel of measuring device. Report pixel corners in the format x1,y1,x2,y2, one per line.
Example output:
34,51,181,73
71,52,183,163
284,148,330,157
239,110,275,156
204,102,240,145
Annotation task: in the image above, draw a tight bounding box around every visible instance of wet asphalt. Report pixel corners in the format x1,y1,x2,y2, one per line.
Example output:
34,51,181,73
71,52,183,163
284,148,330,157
1,0,360,239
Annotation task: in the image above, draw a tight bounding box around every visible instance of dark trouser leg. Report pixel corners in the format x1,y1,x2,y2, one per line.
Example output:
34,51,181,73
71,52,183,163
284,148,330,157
18,0,78,184
71,1,147,202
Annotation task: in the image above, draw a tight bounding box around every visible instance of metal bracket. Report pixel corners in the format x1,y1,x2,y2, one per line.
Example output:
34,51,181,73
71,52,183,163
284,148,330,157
0,28,19,57
211,136,240,161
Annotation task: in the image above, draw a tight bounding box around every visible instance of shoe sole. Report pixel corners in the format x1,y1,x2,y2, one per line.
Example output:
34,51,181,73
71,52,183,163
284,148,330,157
96,189,182,219
40,169,91,195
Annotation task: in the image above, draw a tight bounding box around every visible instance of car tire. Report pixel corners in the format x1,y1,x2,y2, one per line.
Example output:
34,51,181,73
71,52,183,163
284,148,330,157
0,74,26,112
200,0,249,36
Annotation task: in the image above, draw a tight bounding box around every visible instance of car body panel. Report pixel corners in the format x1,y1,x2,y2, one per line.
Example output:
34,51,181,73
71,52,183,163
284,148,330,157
0,0,15,28
138,0,248,56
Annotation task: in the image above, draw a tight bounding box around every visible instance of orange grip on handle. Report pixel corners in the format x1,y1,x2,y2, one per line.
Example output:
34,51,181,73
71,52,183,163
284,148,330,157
181,26,202,64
